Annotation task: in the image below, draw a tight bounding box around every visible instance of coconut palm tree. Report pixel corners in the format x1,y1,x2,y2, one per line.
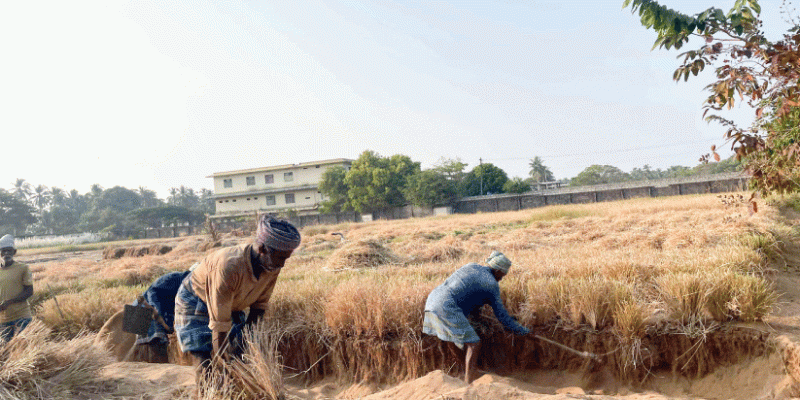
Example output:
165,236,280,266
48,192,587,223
30,184,52,213
137,186,162,208
50,187,67,208
528,156,555,183
12,178,32,202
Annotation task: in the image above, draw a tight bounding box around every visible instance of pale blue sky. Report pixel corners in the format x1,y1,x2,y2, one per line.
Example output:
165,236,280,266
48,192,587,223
0,1,789,197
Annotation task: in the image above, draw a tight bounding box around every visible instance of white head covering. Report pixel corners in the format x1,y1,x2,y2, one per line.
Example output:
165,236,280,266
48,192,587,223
0,235,15,250
486,250,511,274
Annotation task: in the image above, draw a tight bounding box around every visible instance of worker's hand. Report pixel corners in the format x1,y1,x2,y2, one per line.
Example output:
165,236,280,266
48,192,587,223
0,301,8,312
211,330,230,362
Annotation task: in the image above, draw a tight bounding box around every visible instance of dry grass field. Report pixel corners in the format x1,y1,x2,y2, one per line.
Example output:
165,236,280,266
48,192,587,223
5,192,800,399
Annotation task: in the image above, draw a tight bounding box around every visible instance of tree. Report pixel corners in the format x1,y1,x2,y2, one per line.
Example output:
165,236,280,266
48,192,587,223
344,151,421,213
665,165,694,178
503,177,531,194
0,189,36,236
138,186,163,209
319,165,352,213
404,170,458,207
198,188,215,214
81,186,143,236
528,156,555,183
168,186,200,210
629,164,663,181
30,184,51,214
12,178,32,202
131,206,204,228
460,163,509,196
432,157,469,182
571,165,629,186
694,155,743,175
624,0,800,196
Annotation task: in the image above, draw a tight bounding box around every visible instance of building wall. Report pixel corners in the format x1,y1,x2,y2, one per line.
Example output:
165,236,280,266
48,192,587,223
213,163,333,195
210,159,351,217
453,174,747,213
215,188,322,214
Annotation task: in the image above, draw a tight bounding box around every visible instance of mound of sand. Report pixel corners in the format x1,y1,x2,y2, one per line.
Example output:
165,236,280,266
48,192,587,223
98,362,195,400
325,238,400,271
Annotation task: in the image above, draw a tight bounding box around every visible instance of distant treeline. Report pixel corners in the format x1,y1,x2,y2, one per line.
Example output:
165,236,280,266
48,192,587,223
319,150,742,213
0,181,214,239
1,152,740,238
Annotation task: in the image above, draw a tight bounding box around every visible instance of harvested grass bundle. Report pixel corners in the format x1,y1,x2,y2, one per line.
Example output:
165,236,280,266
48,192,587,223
0,321,113,399
567,277,633,329
325,238,400,271
198,321,284,400
657,272,713,323
406,235,466,264
707,271,778,322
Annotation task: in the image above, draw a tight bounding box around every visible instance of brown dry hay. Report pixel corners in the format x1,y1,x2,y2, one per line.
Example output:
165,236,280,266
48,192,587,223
325,238,401,271
0,320,114,399
399,235,467,264
102,243,174,259
38,285,145,335
14,193,797,390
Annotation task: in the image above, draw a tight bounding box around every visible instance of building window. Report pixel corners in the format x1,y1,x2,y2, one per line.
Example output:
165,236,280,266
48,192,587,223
285,193,295,204
265,195,276,206
218,200,223,203
223,179,232,188
284,172,293,182
232,199,236,202
265,174,274,184
246,176,255,186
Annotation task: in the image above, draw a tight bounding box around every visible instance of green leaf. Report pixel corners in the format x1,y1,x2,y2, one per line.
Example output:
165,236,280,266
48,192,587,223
749,0,761,15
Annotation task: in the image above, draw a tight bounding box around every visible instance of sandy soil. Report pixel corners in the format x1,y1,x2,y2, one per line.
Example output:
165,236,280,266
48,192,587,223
20,242,800,400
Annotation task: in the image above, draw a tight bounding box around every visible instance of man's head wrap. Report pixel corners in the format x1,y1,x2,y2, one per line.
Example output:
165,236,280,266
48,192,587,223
0,235,14,250
486,250,511,274
255,215,301,252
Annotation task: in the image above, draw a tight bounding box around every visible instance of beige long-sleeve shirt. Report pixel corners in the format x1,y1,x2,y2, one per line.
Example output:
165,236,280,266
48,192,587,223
190,244,281,332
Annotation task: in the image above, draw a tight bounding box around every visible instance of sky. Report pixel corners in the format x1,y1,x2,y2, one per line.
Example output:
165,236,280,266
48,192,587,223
0,0,793,198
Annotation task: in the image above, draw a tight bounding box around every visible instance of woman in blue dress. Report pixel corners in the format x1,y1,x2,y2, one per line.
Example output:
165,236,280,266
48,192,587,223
423,250,529,383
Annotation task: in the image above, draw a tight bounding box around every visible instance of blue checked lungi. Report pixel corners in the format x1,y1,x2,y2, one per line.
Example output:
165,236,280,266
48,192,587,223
174,273,246,353
135,271,190,346
422,294,479,349
0,317,31,343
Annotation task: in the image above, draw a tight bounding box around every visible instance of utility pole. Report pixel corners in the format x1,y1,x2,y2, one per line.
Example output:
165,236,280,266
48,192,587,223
479,158,483,196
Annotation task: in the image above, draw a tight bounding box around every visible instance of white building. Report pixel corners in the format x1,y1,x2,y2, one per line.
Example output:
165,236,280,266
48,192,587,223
208,158,352,219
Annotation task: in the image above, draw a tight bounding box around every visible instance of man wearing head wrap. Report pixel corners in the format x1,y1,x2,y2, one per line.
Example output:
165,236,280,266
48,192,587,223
422,250,529,383
174,215,301,381
0,235,33,342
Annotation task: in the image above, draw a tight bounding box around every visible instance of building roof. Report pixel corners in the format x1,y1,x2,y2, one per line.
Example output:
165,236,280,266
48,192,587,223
207,158,353,178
